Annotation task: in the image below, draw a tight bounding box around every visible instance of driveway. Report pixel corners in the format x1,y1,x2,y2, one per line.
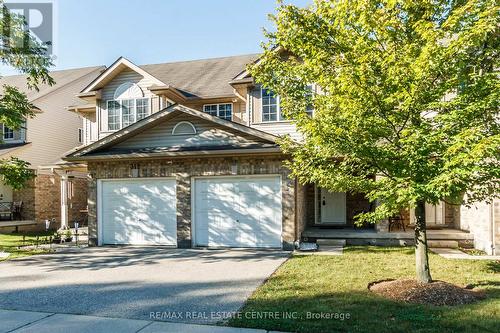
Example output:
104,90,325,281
0,247,288,324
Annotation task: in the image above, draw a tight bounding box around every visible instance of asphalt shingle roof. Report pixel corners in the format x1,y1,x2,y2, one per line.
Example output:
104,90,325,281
139,54,259,98
0,66,105,101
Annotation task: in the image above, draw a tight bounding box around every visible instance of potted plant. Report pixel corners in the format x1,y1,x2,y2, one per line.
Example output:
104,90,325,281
52,231,62,244
64,229,73,242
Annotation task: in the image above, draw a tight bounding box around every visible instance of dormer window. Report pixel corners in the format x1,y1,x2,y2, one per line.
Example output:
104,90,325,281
172,121,196,136
107,82,150,131
203,103,232,121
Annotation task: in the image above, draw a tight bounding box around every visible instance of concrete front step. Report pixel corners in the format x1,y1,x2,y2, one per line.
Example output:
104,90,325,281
427,240,459,248
316,239,346,247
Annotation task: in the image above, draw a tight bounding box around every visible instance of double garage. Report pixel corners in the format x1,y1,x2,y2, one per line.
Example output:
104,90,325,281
97,175,283,248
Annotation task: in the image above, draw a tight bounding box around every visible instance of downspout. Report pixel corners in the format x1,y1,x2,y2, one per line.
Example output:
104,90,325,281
247,90,252,127
491,201,496,255
60,171,69,229
294,177,299,247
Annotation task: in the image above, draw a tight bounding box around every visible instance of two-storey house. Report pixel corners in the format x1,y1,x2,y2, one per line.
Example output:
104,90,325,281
0,66,104,231
65,55,498,254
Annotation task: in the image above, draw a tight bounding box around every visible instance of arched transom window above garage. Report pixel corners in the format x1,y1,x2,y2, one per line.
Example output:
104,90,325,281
172,121,197,136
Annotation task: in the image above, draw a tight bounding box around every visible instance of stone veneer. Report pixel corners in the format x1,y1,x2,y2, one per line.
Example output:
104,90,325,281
87,155,297,249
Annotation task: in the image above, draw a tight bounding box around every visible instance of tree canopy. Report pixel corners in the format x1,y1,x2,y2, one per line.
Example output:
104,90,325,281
0,1,54,188
251,0,499,222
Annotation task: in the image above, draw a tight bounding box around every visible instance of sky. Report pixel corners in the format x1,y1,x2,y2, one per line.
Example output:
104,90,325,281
2,0,311,75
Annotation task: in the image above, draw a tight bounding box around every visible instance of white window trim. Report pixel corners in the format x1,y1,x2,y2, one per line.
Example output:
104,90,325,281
2,124,14,140
202,103,233,121
106,97,150,132
260,87,283,123
260,86,316,123
172,121,197,136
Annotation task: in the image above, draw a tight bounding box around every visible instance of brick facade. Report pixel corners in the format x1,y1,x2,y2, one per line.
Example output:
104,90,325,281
68,177,89,226
87,155,297,249
9,174,60,232
0,173,88,233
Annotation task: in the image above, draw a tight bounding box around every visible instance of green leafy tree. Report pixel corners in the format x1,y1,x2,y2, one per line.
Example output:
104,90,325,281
251,0,499,282
0,1,54,188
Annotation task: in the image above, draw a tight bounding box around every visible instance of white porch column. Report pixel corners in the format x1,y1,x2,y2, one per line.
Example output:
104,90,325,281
60,173,69,229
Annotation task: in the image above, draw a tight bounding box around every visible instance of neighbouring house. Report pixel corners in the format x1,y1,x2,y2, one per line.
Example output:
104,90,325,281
0,66,105,232
62,55,498,254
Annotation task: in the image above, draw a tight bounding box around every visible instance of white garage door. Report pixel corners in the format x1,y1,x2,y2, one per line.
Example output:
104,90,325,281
99,179,177,245
194,176,282,248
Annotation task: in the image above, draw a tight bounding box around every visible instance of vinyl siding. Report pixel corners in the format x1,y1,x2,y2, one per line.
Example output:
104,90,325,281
98,69,162,139
7,69,102,167
248,84,302,141
113,113,268,150
82,113,98,145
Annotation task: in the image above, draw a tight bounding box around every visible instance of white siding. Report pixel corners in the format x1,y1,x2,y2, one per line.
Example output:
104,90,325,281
252,122,302,142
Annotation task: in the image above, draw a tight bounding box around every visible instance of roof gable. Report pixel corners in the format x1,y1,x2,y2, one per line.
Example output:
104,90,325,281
66,104,280,160
81,57,164,93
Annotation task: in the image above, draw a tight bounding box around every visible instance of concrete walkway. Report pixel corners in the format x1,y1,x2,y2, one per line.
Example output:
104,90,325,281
430,248,500,260
0,309,286,333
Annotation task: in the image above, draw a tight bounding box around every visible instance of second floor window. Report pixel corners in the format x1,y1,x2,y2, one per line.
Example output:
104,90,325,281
261,86,315,122
261,88,281,122
107,98,150,131
203,104,232,121
3,125,14,140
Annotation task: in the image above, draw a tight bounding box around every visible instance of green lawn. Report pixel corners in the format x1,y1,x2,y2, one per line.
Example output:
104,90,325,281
229,247,500,333
0,232,53,261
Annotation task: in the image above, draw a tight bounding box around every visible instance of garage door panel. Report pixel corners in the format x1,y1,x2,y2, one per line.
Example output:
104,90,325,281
195,176,282,248
100,179,177,245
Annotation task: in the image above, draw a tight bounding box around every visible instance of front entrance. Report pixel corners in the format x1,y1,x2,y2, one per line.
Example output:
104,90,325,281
410,202,446,226
319,188,347,224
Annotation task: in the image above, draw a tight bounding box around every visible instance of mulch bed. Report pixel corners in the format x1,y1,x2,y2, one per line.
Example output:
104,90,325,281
368,279,486,306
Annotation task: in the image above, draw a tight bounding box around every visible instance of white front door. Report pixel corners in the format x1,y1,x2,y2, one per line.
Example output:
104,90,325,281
100,179,177,245
410,202,445,225
320,189,347,224
194,176,282,248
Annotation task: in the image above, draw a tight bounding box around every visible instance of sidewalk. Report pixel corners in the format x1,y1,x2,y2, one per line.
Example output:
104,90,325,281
0,309,285,333
430,248,500,260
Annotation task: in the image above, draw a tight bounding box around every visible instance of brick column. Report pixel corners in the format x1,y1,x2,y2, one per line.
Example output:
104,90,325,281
176,173,192,248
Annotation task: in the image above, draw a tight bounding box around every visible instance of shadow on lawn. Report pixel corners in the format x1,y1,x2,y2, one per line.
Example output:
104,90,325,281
230,289,499,333
344,246,415,255
484,260,500,273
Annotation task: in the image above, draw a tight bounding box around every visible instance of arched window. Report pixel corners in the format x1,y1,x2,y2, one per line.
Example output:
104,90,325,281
172,121,196,136
113,82,144,100
107,82,150,131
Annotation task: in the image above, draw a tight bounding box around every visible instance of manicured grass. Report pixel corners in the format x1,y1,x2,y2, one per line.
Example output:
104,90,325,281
229,247,500,333
0,232,53,261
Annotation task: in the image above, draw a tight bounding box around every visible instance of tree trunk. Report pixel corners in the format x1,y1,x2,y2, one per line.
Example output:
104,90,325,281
414,200,432,283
